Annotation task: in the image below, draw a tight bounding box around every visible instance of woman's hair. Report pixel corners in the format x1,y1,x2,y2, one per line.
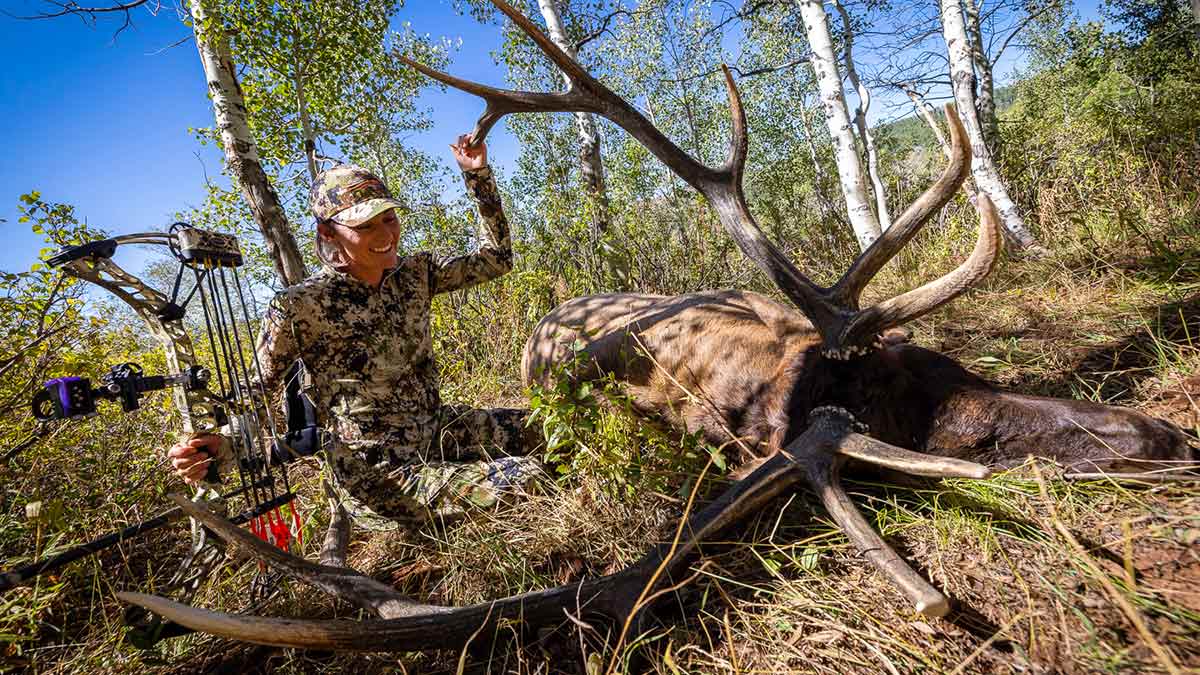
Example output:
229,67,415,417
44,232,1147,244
314,220,350,270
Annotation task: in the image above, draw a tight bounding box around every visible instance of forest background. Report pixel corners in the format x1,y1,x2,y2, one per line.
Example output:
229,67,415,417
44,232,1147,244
1,0,1198,672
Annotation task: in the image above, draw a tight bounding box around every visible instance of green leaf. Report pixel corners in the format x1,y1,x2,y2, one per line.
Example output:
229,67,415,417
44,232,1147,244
708,448,726,472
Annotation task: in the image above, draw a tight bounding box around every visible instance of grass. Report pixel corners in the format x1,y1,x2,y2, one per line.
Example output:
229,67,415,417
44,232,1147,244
2,204,1199,674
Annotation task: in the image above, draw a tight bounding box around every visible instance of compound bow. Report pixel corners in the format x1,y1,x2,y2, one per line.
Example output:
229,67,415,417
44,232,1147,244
1,223,303,647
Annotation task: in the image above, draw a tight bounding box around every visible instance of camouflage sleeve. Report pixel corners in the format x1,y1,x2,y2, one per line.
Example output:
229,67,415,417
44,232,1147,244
254,292,301,402
430,166,514,295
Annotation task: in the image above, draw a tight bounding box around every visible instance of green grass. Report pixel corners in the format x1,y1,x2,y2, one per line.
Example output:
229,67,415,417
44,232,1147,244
3,197,1199,674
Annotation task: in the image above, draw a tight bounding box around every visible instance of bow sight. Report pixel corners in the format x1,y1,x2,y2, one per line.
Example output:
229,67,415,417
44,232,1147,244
33,363,216,421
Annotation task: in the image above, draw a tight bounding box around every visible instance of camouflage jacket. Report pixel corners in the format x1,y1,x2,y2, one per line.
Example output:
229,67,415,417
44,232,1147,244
254,166,512,466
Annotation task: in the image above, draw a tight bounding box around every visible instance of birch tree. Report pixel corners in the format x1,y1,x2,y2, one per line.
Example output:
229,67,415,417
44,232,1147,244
875,0,1064,157
940,0,1039,249
535,0,611,232
190,0,308,285
832,0,891,231
534,0,631,288
961,0,1000,151
796,0,881,249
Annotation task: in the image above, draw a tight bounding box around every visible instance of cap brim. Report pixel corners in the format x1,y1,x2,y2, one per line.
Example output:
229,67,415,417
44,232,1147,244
330,197,407,228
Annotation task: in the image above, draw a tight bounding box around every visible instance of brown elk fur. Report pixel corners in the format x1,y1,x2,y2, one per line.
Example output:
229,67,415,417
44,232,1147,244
523,290,1196,474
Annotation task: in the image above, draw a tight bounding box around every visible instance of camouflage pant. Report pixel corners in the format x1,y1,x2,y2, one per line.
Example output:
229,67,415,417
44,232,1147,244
329,405,545,529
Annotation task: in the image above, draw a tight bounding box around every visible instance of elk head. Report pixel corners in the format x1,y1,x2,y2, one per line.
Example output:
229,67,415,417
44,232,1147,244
118,0,1196,653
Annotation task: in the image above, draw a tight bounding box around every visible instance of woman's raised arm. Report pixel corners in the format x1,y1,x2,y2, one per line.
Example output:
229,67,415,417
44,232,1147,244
429,135,514,294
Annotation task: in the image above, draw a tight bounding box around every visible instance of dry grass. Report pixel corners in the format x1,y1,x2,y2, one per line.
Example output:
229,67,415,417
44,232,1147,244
3,211,1199,674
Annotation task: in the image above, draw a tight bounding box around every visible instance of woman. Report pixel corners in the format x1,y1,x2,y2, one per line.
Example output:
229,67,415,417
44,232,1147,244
168,135,543,527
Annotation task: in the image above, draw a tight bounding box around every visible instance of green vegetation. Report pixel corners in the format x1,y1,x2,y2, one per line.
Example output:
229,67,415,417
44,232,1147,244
2,0,1198,672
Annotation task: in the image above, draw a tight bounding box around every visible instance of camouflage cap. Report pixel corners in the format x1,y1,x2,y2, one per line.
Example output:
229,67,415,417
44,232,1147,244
310,165,407,228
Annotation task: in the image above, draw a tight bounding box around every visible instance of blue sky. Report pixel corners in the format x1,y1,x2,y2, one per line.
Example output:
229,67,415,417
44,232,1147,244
0,0,1105,274
0,0,516,272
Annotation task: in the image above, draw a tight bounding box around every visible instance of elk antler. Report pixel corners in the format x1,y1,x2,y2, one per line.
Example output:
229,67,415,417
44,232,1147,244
402,0,1000,356
119,408,989,650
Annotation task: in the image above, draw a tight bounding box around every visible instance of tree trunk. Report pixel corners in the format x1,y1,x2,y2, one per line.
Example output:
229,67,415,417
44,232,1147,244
1191,0,1200,46
536,0,629,288
833,0,891,231
190,0,307,286
963,0,999,153
796,0,881,250
292,30,319,182
940,0,1039,250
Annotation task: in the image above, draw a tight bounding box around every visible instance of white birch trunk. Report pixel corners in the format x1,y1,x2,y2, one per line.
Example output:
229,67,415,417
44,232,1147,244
797,0,880,250
537,0,628,287
536,0,609,227
833,0,891,231
940,0,1039,250
963,0,999,153
190,0,307,286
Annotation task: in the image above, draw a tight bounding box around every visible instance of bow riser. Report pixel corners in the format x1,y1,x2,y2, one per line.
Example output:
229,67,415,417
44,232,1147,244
59,255,227,437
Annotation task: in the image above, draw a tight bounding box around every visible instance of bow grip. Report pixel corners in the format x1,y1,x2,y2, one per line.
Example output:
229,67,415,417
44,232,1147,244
178,432,225,485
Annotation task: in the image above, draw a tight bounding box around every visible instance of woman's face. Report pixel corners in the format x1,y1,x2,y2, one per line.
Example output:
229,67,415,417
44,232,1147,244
320,208,401,284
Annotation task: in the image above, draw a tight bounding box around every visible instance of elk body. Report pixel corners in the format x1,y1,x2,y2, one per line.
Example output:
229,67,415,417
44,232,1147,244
118,0,1196,653
522,289,1195,476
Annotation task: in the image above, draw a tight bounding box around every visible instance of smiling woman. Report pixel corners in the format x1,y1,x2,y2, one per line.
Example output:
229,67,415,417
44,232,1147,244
311,165,406,285
167,132,547,527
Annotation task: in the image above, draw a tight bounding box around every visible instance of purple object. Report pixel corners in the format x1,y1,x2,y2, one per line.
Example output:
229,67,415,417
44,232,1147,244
44,376,87,417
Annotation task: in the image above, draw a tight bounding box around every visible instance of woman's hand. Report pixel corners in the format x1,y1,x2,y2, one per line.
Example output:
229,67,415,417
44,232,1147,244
450,133,488,171
168,434,224,484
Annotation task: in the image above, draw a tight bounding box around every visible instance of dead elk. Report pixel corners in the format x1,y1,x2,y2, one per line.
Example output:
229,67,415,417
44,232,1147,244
522,288,1196,478
119,0,1197,653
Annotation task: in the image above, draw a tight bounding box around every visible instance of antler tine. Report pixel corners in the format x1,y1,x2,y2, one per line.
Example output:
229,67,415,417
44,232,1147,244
719,64,749,185
832,104,972,308
398,56,586,144
491,0,595,87
705,65,841,335
836,433,991,479
841,193,1003,344
118,580,628,651
803,452,951,617
167,495,438,619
